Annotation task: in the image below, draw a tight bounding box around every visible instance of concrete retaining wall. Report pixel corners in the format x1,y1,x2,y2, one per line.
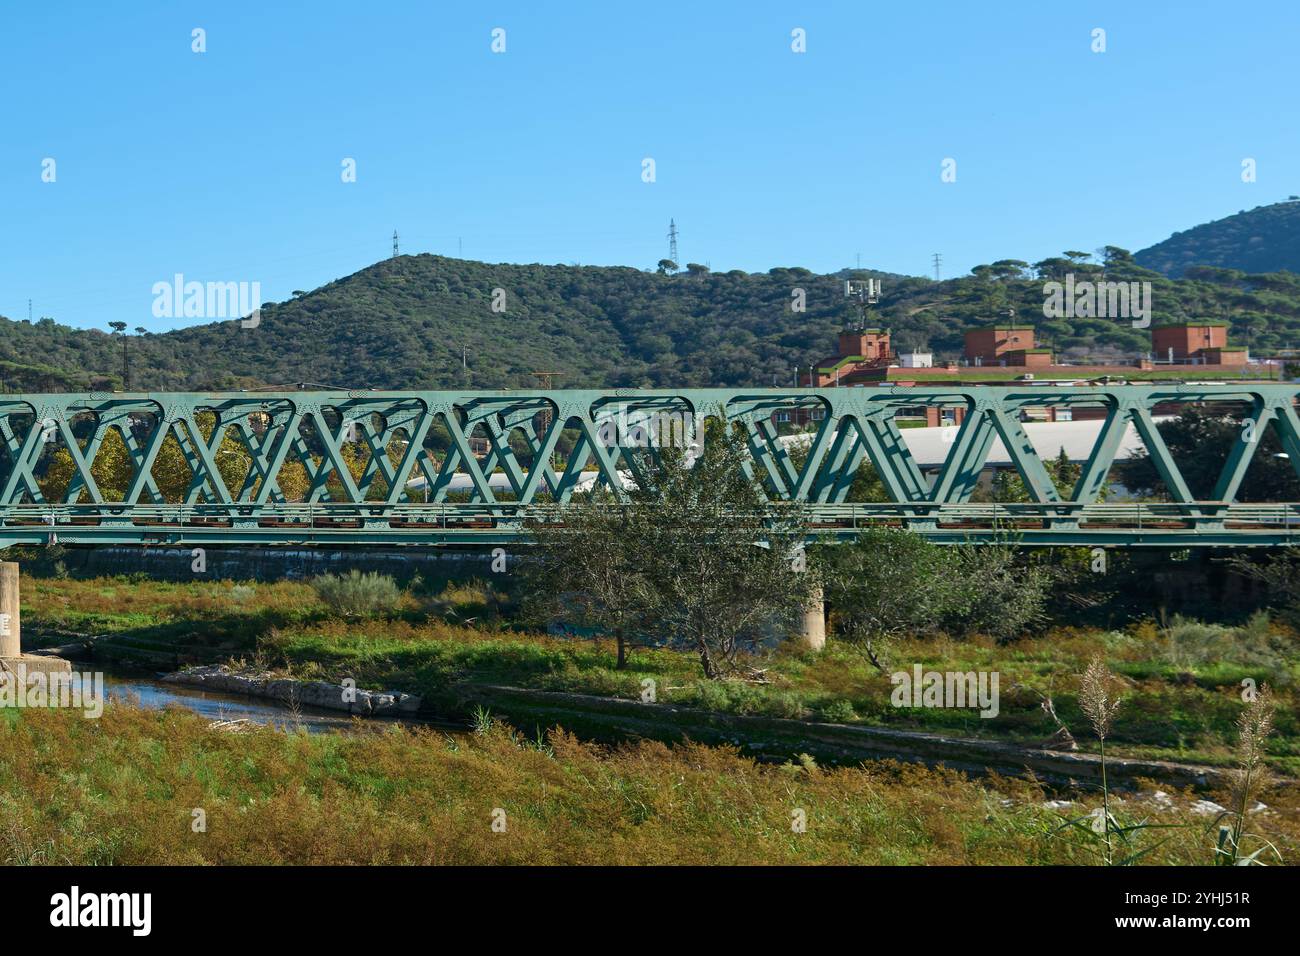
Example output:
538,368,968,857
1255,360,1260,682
48,545,503,582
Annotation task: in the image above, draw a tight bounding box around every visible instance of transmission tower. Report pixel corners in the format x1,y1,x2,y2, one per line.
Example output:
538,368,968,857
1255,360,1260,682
668,219,678,265
532,372,564,435
932,252,942,280
392,230,399,258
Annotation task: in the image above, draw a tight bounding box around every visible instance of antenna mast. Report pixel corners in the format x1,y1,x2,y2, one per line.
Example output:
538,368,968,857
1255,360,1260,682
844,278,882,330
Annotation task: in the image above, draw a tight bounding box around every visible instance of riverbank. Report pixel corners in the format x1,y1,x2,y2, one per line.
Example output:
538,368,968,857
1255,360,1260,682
18,574,1300,777
162,664,422,717
2,701,1294,865
136,663,1230,789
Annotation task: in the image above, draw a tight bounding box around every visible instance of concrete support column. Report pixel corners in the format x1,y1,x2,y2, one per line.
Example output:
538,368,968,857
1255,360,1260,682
796,584,826,652
0,563,69,677
0,562,19,658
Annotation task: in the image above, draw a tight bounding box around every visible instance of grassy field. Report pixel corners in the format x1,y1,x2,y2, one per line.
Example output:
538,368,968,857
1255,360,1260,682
1,701,1295,865
18,573,1300,775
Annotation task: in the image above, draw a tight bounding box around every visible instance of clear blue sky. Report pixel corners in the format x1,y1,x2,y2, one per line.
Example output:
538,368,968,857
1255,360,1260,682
2,0,1298,331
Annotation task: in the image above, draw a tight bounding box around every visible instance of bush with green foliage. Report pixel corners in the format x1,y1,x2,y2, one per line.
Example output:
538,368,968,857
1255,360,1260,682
945,544,1054,640
309,570,401,618
1162,611,1296,684
818,530,1054,669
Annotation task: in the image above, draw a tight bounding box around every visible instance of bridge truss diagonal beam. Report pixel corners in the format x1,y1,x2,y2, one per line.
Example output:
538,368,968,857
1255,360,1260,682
0,385,1296,548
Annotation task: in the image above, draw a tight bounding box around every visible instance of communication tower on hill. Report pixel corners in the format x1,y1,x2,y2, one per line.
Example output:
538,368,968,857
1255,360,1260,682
844,278,882,330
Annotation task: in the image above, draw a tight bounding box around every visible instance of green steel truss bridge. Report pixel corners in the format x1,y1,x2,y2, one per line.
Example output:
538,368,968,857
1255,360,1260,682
2,384,1300,549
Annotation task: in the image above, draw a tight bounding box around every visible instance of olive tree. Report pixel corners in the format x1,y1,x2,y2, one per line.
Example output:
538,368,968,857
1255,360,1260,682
630,430,816,678
523,489,651,669
818,528,964,671
525,427,817,679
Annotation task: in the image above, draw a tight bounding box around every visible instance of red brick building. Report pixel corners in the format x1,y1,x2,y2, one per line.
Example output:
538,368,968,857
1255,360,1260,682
963,324,1040,365
795,319,1256,398
782,320,1267,431
1150,321,1246,366
802,329,893,386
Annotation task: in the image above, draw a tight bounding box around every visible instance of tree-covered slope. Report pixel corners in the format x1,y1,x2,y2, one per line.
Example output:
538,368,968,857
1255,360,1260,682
1136,200,1300,277
0,256,901,391
4,249,1300,394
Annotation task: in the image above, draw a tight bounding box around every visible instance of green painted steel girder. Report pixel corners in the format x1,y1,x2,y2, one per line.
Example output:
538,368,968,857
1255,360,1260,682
0,385,1297,548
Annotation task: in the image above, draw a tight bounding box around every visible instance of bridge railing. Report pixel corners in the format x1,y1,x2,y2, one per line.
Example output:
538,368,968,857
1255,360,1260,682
3,500,1300,547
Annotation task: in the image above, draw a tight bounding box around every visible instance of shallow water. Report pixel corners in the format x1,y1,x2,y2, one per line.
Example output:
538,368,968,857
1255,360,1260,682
93,671,464,735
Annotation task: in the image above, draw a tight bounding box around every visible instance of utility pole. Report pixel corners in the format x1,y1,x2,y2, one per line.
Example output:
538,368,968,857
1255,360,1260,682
27,299,32,322
668,219,678,265
932,253,943,281
392,230,399,258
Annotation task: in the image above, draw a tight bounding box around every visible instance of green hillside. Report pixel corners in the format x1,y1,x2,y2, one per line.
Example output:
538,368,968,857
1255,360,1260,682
3,249,1300,393
1136,200,1300,277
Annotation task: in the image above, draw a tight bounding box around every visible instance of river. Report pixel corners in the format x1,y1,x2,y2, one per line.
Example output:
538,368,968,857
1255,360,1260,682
96,670,465,735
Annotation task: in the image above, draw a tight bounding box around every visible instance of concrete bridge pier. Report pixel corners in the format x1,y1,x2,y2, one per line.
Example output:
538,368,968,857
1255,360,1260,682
0,562,71,679
0,562,21,659
796,585,826,652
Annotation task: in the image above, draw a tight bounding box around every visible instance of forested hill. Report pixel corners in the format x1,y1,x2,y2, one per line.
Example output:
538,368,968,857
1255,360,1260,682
6,249,1300,393
1136,200,1300,277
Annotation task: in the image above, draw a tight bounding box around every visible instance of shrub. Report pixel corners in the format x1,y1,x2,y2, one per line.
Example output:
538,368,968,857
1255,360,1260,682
310,570,401,618
1163,612,1297,683
816,698,858,723
945,545,1053,640
767,691,808,720
228,584,256,605
1163,616,1235,669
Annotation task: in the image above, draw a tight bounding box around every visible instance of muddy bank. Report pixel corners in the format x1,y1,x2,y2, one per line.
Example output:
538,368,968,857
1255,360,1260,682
163,665,422,717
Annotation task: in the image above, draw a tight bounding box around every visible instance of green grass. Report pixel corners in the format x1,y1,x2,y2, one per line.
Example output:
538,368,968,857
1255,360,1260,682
2,702,1295,865
18,574,1300,775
